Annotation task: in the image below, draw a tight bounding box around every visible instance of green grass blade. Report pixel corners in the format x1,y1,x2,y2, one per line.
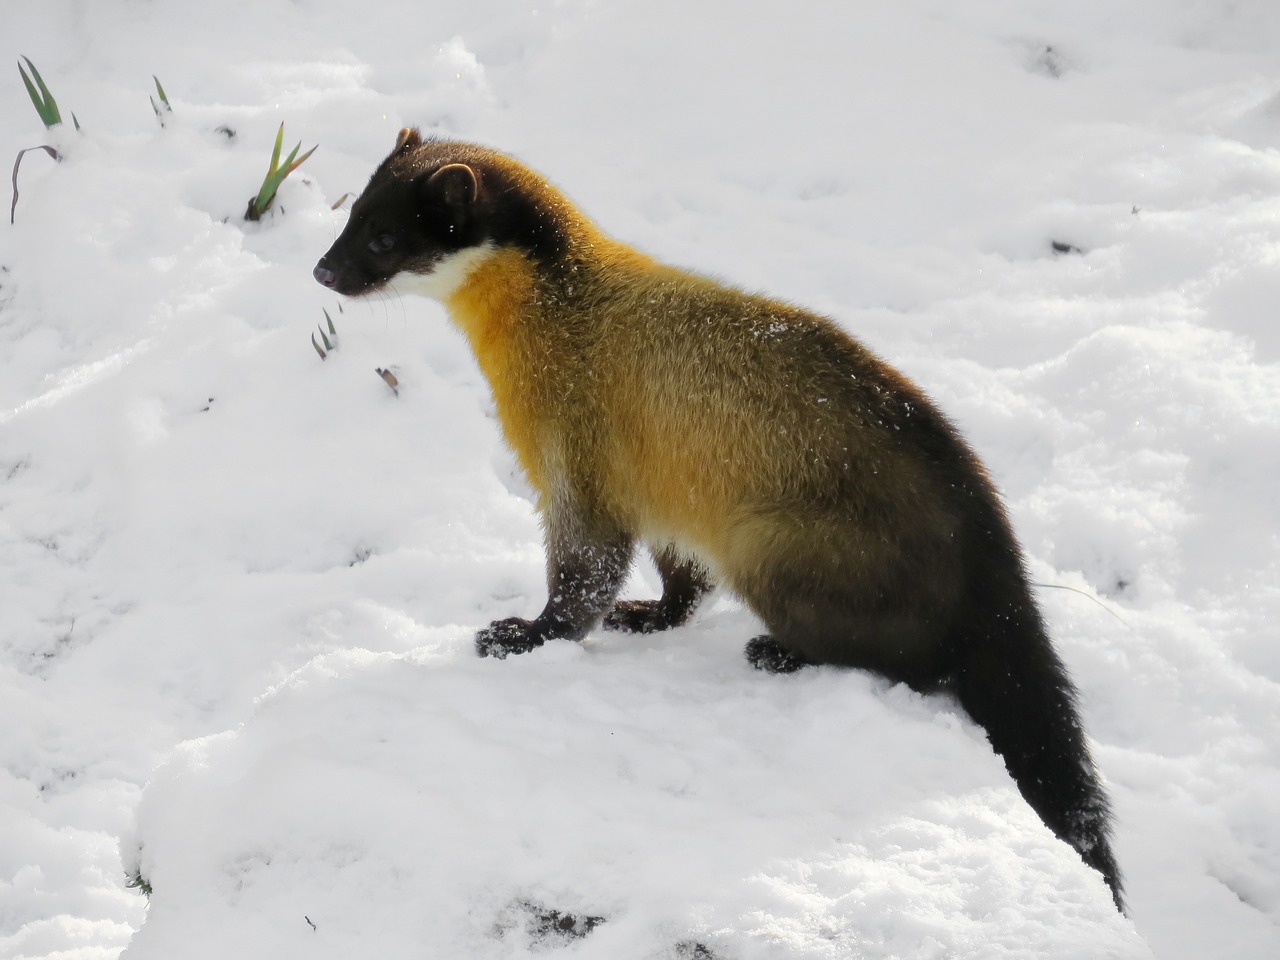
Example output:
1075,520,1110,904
153,75,171,111
28,59,62,125
21,57,53,102
285,144,317,176
19,57,62,127
269,123,284,172
19,64,44,114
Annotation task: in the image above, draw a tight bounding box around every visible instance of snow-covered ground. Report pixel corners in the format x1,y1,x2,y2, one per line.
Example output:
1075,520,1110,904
3,1,1278,957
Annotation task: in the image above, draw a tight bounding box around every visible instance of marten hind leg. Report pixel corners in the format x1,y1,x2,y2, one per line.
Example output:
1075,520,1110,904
745,604,952,690
727,510,963,685
603,545,713,634
737,559,955,690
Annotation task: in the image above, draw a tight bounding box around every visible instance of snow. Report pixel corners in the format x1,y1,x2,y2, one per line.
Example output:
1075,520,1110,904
2,1,1278,957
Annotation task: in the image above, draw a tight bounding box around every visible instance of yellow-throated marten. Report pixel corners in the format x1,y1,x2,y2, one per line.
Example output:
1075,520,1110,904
314,129,1123,910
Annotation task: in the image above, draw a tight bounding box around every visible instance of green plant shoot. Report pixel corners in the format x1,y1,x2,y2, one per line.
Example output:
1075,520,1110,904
125,870,153,898
312,309,339,359
150,75,172,122
245,123,317,221
19,57,78,130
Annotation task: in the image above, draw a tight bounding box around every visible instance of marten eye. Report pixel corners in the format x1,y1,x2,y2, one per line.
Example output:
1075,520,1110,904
368,234,395,254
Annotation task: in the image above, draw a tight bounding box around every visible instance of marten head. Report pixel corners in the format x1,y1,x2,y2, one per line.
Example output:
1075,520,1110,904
313,129,569,300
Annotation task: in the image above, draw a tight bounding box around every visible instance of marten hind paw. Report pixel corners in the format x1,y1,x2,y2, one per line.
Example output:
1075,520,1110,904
475,618,547,659
744,636,809,674
602,599,676,634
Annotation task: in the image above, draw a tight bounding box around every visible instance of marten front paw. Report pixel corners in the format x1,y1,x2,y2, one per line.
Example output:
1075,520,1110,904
475,617,548,659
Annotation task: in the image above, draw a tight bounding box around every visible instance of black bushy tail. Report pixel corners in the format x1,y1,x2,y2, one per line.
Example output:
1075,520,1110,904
949,577,1125,913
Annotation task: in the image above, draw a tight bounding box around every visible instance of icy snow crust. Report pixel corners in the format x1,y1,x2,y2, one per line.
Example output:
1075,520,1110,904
2,1,1278,957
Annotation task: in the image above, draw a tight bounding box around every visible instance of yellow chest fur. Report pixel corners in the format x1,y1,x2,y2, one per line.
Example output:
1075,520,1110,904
445,248,555,498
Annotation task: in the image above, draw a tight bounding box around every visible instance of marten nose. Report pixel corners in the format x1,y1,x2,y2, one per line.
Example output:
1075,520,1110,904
313,261,337,287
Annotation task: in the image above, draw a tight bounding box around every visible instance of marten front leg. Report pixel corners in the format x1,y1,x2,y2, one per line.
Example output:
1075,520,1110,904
603,545,713,634
476,502,634,659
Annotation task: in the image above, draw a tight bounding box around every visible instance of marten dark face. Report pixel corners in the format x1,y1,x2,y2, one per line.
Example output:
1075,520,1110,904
313,144,484,298
315,130,570,299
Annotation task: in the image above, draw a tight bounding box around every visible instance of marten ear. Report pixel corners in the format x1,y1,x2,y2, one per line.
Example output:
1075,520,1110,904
395,127,423,152
424,163,479,228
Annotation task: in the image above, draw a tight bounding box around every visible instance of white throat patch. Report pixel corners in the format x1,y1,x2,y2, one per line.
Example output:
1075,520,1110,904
390,243,497,302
